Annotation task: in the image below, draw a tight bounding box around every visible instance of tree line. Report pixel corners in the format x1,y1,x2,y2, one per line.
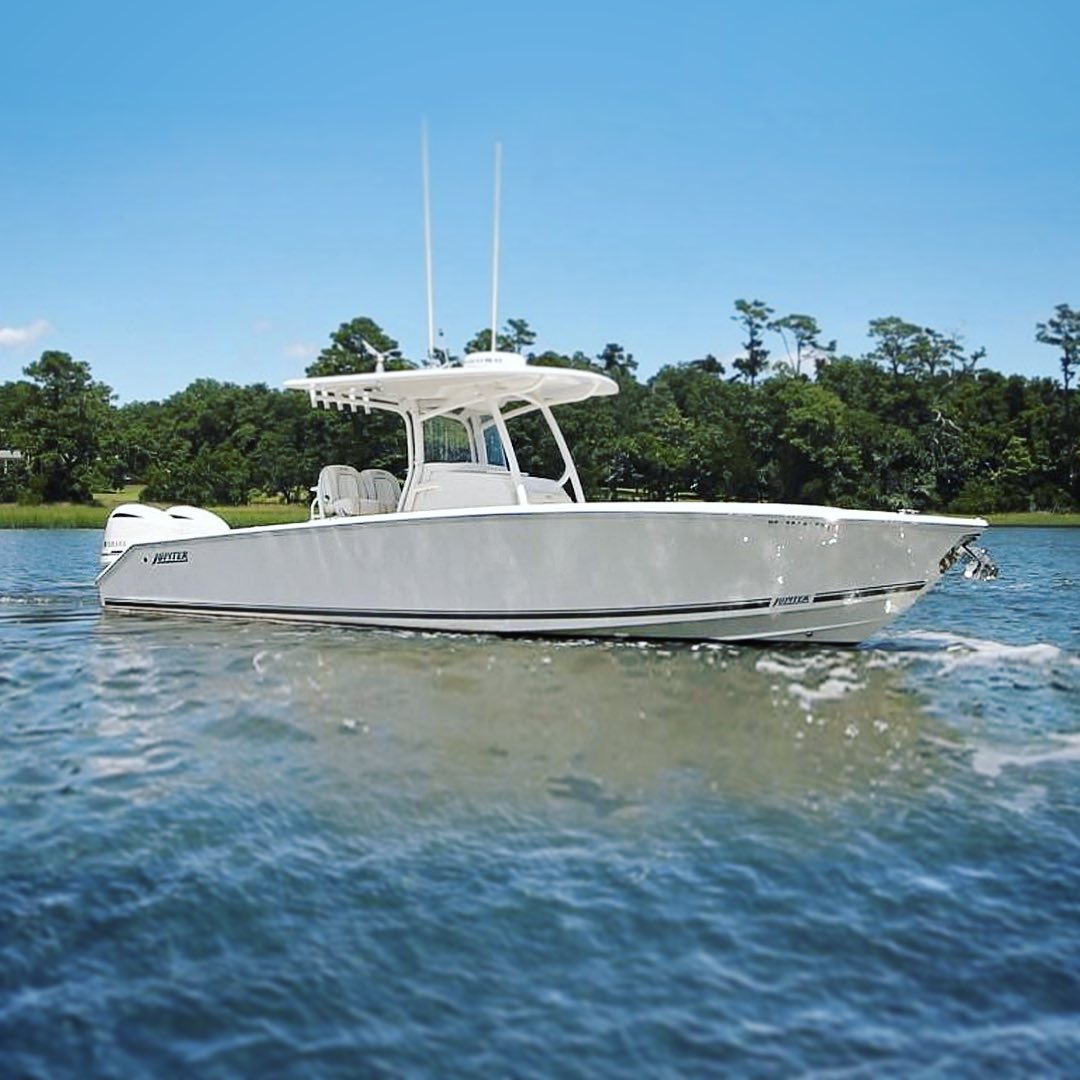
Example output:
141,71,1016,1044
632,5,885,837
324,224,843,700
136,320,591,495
1,302,1077,513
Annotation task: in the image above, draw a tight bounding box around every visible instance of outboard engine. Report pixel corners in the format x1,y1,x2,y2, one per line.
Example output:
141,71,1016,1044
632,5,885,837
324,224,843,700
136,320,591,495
100,504,230,569
961,543,999,580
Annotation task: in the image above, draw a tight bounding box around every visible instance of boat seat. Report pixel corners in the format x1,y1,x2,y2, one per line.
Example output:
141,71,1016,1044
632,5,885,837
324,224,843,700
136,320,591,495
357,468,402,513
312,465,401,519
313,465,368,518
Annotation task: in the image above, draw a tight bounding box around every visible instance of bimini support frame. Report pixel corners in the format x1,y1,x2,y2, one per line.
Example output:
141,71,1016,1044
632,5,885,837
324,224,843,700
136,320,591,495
393,390,584,509
488,398,528,505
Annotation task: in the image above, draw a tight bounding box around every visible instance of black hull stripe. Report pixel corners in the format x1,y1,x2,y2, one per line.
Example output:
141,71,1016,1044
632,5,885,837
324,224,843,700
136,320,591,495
814,581,925,603
105,598,774,620
102,581,926,622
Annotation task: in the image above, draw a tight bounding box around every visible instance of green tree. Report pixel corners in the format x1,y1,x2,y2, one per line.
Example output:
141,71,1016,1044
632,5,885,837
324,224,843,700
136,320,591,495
957,345,987,378
17,351,114,502
1036,303,1080,399
768,313,825,377
463,318,536,355
1036,304,1079,484
597,342,638,379
505,318,537,355
995,434,1038,511
650,366,757,500
0,380,33,500
906,327,963,379
766,378,862,503
867,316,921,378
463,328,500,353
112,399,167,485
689,353,725,375
731,299,773,386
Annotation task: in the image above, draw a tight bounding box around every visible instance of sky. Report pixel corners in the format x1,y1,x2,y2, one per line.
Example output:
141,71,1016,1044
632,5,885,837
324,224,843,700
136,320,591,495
1,0,1078,402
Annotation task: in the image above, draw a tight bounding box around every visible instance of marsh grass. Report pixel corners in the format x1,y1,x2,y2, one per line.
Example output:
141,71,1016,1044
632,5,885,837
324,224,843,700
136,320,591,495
985,511,1080,527
0,504,111,529
208,504,309,527
0,485,309,529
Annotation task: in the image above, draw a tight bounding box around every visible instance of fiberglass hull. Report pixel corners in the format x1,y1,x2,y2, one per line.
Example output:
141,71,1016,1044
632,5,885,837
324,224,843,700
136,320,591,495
96,503,985,645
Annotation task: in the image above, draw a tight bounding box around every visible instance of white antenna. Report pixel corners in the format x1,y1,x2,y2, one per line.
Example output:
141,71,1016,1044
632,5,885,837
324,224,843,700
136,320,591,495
489,141,502,354
421,120,437,363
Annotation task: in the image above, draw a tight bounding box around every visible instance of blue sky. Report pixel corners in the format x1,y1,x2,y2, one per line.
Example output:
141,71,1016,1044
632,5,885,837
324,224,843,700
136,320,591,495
1,0,1077,402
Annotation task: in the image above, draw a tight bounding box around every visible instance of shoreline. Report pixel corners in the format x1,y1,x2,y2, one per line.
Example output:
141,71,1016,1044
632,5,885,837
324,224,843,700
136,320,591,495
0,502,309,530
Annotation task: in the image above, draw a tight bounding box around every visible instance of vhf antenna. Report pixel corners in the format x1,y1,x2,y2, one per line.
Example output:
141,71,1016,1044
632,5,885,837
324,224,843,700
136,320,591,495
489,141,502,355
421,119,437,364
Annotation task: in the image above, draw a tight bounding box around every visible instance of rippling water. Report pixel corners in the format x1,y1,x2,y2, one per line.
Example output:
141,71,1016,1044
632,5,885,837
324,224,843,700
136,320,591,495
2,528,1078,1077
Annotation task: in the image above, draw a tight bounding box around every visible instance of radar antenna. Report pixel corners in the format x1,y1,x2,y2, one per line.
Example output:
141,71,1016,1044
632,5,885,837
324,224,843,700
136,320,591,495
359,337,388,374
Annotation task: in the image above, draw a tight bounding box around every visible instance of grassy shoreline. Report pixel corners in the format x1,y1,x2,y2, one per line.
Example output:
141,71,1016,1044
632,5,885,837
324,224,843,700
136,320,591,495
1,495,1077,530
0,490,309,530
980,511,1080,527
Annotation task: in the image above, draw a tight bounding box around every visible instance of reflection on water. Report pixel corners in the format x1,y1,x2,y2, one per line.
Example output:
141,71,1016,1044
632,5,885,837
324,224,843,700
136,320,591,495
74,616,966,817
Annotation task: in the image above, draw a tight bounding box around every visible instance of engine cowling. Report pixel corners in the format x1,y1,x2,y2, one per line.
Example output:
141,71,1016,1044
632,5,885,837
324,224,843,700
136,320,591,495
100,504,230,568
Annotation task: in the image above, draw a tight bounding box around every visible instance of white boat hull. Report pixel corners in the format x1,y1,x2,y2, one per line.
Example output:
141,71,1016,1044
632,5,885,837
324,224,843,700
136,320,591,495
97,503,985,645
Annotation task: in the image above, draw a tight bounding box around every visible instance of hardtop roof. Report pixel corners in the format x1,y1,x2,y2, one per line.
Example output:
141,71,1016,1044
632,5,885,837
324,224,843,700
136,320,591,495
284,355,619,418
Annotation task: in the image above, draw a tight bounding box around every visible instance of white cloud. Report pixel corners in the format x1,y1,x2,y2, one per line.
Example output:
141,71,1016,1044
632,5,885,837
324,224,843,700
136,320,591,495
283,342,318,361
0,318,52,349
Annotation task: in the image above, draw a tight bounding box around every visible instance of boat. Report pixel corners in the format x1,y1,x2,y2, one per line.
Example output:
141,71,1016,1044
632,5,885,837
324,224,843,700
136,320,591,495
96,136,994,645
97,344,993,644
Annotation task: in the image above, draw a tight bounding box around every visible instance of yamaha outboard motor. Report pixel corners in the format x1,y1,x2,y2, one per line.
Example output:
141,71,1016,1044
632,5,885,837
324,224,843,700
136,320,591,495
100,504,230,569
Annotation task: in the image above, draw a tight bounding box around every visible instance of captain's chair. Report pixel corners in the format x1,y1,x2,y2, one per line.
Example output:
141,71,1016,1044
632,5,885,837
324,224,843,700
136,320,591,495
312,465,401,519
358,469,401,514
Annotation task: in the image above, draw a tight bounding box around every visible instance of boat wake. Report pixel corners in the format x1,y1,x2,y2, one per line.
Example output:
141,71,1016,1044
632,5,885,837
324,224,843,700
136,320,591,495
0,590,98,625
971,733,1080,778
880,629,1079,673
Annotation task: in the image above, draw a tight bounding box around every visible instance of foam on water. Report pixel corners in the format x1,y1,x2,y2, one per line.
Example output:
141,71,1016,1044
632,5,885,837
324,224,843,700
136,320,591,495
888,629,1078,673
971,732,1080,778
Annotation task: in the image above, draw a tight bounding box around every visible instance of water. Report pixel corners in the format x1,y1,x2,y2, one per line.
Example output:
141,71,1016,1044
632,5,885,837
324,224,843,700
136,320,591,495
2,528,1078,1077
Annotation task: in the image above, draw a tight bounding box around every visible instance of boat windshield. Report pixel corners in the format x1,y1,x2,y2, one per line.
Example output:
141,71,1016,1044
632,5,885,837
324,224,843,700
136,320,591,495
423,412,512,470
424,415,473,463
480,416,507,468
